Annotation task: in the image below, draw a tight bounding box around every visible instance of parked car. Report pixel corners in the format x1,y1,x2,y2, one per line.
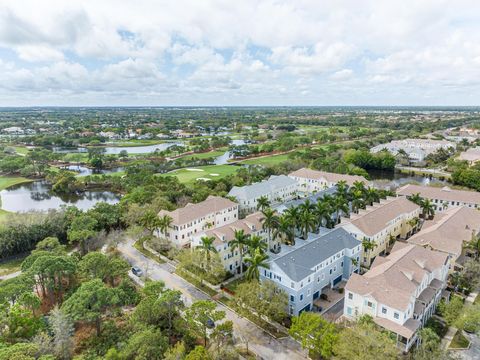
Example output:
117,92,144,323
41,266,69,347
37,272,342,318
131,266,143,277
206,318,215,329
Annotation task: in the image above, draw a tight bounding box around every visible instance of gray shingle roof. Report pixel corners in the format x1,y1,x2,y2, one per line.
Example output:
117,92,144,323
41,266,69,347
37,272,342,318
228,175,297,200
275,186,337,213
273,227,360,282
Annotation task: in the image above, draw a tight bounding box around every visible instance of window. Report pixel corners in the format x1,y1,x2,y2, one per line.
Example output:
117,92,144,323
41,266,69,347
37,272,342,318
382,307,387,314
348,293,353,300
290,295,295,302
300,294,304,301
367,301,373,308
291,282,295,289
307,289,311,296
347,307,352,315
329,269,332,275
394,312,399,319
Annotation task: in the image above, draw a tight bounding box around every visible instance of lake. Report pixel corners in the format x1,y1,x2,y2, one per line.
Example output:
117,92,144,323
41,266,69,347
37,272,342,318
214,139,247,165
61,165,124,176
53,141,184,155
368,169,448,190
0,181,120,212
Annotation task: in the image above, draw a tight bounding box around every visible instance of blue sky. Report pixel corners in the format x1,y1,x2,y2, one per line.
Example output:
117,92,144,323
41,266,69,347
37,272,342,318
0,0,480,106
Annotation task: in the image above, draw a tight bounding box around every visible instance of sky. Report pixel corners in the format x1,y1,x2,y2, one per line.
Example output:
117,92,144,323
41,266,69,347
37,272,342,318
1,0,480,106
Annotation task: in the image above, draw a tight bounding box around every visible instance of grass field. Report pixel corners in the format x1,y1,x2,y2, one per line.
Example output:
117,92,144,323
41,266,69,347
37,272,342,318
108,139,172,147
177,148,227,161
449,330,470,349
238,153,292,166
0,176,32,191
160,164,240,183
0,255,26,276
13,146,30,155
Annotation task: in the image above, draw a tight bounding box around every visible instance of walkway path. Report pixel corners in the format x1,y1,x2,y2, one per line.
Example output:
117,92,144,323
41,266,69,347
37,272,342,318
117,238,307,360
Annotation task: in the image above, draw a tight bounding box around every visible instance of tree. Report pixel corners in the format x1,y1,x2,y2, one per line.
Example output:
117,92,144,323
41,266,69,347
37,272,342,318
408,193,423,206
457,260,480,291
229,229,249,274
411,328,455,360
261,208,279,252
274,215,295,245
158,289,184,336
185,300,225,346
298,208,317,239
163,342,187,360
48,306,74,360
185,346,212,360
455,303,480,334
67,214,98,255
314,201,332,230
420,199,435,219
78,252,129,286
289,311,338,359
256,196,270,212
33,237,66,254
158,214,173,239
362,238,377,254
333,318,398,360
465,233,480,261
364,187,380,206
283,206,300,238
61,279,119,336
198,236,218,271
437,296,464,326
0,303,44,343
139,209,162,236
120,326,168,360
244,248,269,281
331,195,349,224
246,235,267,254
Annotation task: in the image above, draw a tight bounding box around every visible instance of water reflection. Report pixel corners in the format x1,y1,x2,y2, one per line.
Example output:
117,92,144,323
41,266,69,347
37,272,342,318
368,170,448,190
0,181,120,212
53,142,184,155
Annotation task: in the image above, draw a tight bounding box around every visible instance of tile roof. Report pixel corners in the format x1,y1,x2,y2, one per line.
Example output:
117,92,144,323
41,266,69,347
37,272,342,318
288,168,368,186
158,195,237,225
396,184,480,205
202,212,264,246
458,147,480,162
272,227,360,282
374,317,421,339
407,206,480,257
228,175,297,200
341,197,420,236
346,243,448,311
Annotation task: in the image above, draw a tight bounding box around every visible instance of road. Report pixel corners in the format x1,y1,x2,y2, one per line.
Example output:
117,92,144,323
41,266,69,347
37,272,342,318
118,239,307,360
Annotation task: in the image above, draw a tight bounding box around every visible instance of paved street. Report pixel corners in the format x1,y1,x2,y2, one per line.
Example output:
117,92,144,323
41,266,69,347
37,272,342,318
118,239,307,360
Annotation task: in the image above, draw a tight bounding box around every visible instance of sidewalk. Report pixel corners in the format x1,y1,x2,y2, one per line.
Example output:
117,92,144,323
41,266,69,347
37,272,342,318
442,326,457,349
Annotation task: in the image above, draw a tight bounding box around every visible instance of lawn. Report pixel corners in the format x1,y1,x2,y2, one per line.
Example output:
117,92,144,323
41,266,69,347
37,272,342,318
449,330,470,349
238,153,292,166
177,148,227,161
0,176,32,191
223,276,248,293
133,238,165,264
13,146,30,155
108,139,172,147
0,255,26,277
160,164,240,183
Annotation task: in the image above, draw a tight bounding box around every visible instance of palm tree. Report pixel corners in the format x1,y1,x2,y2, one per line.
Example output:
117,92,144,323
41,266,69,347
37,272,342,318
261,208,279,252
298,209,317,240
158,215,173,238
362,238,377,254
244,248,269,281
229,229,250,274
274,215,294,245
364,187,380,206
256,196,271,212
420,199,435,219
198,236,217,271
139,210,162,236
247,235,267,254
350,181,366,197
350,190,365,214
331,195,349,224
283,206,300,238
314,201,332,230
336,180,349,199
408,193,423,206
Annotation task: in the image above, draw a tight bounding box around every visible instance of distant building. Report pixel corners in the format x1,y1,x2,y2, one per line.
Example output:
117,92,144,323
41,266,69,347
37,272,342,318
458,146,480,165
228,175,298,215
396,184,480,211
340,197,421,267
288,168,369,194
260,227,362,316
344,243,449,352
158,196,238,248
407,206,480,271
191,212,267,273
370,139,454,166
2,126,24,134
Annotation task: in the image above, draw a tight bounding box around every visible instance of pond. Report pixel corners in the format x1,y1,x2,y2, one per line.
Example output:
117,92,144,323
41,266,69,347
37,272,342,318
53,142,184,155
367,169,448,190
61,165,124,176
214,139,247,165
0,181,120,212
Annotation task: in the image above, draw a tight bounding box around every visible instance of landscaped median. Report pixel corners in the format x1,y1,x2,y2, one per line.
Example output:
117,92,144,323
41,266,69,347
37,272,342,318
133,237,165,264
449,330,471,349
174,268,218,297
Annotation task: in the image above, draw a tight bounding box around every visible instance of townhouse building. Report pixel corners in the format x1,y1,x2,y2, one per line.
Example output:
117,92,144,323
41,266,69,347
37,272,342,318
370,139,454,165
191,212,267,273
260,227,362,316
158,196,238,248
228,175,298,215
396,184,480,211
340,197,421,267
407,206,480,271
344,243,450,352
288,168,369,194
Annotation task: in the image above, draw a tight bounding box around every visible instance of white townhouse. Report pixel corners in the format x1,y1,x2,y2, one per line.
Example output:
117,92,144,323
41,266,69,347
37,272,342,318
397,184,480,211
260,227,362,316
159,196,238,248
228,175,298,215
191,212,267,273
288,168,370,194
370,139,454,165
340,197,421,267
344,243,450,352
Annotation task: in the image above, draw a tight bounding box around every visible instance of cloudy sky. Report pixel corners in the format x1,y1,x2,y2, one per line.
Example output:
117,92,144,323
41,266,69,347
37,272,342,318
1,0,480,106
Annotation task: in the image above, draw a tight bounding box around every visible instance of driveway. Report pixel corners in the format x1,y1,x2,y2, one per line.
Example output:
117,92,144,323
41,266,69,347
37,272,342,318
118,239,307,360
